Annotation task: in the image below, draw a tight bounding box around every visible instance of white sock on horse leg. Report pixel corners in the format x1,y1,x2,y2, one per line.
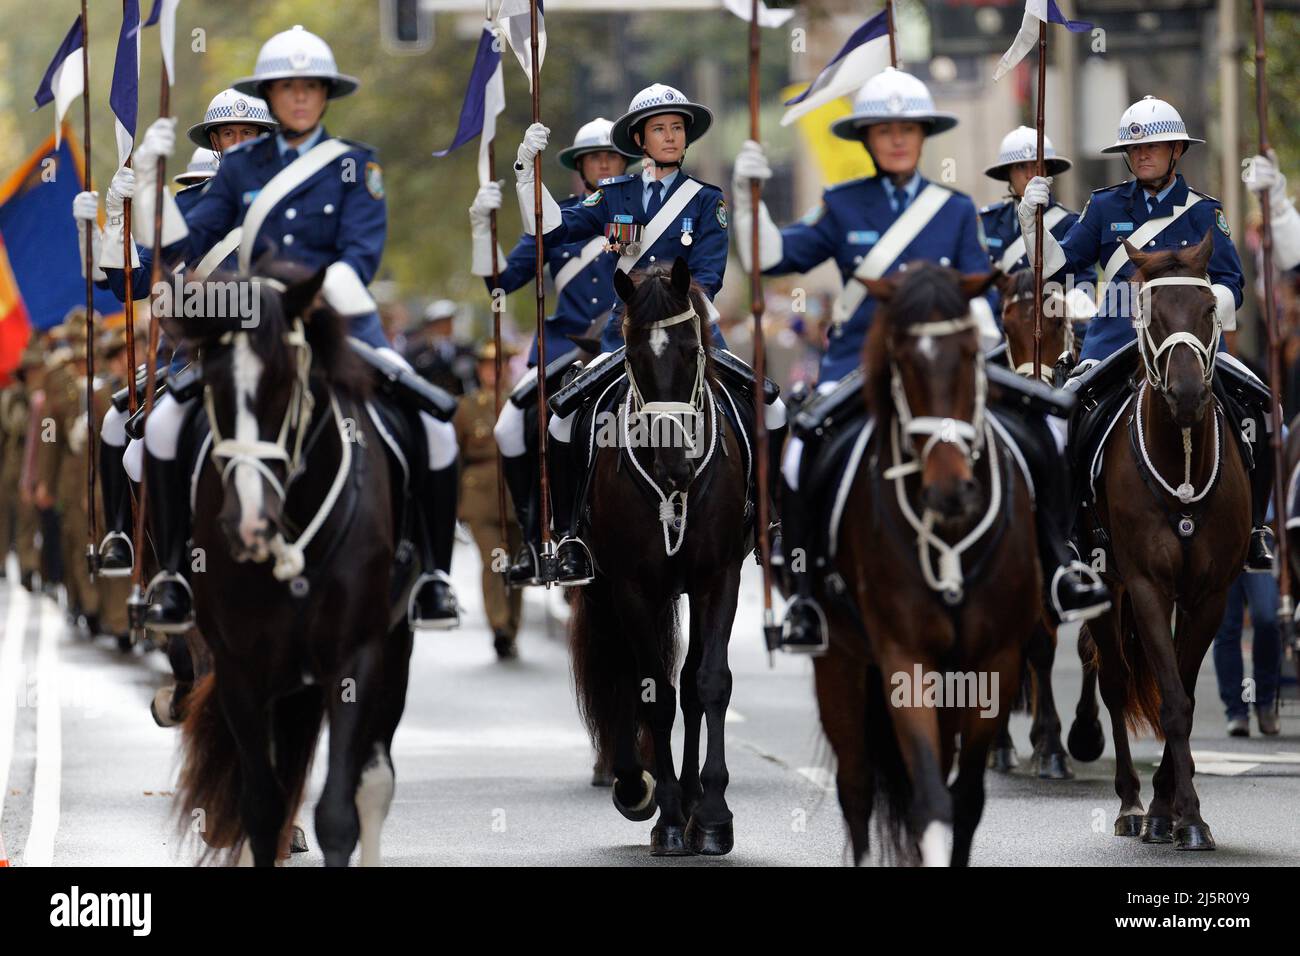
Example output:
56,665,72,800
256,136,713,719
123,438,144,484
102,406,127,448
781,436,804,492
355,744,395,868
422,413,458,471
142,392,192,462
493,398,527,458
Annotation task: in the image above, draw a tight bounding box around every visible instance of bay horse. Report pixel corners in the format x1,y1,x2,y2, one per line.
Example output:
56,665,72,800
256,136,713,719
1072,231,1249,849
988,270,1079,778
569,257,749,856
172,264,414,866
813,263,1041,865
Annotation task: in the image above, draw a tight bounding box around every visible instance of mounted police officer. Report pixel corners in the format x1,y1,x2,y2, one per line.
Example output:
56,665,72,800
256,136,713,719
733,67,1110,652
121,25,463,632
472,117,636,585
509,85,788,586
174,148,220,189
1019,95,1274,572
1244,150,1300,271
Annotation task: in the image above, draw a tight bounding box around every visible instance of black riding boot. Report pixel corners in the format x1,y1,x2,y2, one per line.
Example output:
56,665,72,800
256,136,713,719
142,452,194,634
1214,370,1277,573
778,448,829,655
97,440,134,576
409,462,460,630
547,435,593,586
992,407,1111,625
764,420,787,563
501,451,541,587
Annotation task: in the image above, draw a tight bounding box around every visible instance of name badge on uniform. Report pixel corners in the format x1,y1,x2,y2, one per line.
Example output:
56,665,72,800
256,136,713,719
1110,222,1135,233
604,214,644,258
679,217,694,247
847,230,879,245
986,236,1003,248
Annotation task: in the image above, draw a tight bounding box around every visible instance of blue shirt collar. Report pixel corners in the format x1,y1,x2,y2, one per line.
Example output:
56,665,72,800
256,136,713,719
881,171,921,205
1137,173,1181,210
644,168,679,201
277,126,325,158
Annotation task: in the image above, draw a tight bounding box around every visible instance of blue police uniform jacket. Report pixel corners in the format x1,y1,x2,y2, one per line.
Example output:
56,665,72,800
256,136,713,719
539,170,729,353
163,129,390,348
765,174,991,384
492,195,621,366
1044,174,1244,362
979,196,1077,316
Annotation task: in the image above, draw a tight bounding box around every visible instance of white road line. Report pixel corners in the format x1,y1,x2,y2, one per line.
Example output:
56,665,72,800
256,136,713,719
796,766,836,792
0,583,31,834
22,599,63,866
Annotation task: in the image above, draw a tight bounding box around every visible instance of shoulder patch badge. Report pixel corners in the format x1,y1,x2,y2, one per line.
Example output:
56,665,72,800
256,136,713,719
582,189,604,207
365,162,385,200
716,199,728,230
1216,207,1230,237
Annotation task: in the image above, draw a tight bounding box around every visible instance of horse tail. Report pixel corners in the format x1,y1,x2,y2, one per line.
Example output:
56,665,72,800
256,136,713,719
175,674,244,859
863,664,920,866
1119,598,1165,739
570,575,632,761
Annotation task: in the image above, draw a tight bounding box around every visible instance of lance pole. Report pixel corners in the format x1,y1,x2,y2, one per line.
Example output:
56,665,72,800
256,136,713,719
886,0,898,68
1251,0,1295,674
1032,20,1046,382
529,0,553,573
81,0,99,575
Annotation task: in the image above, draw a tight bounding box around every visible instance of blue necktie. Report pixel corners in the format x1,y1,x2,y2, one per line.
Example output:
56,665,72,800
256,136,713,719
645,180,665,221
1147,196,1157,217
283,147,299,168
892,188,909,215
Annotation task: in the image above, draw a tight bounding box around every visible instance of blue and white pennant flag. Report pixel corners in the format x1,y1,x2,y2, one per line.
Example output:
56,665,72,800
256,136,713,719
722,0,796,28
32,18,85,147
497,0,544,93
138,0,182,86
780,10,891,126
110,0,142,167
993,0,1092,82
432,21,506,188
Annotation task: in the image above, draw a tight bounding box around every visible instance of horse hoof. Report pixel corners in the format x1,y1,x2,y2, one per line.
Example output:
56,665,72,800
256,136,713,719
1033,750,1074,780
150,687,178,728
1114,813,1143,837
117,632,134,654
684,817,734,856
1067,719,1105,763
290,825,309,854
612,770,656,822
989,746,1019,773
591,765,615,788
1174,822,1215,851
1140,815,1174,844
650,823,692,857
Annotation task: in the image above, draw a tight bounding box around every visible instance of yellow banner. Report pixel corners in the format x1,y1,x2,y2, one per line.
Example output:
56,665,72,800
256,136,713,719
783,84,874,189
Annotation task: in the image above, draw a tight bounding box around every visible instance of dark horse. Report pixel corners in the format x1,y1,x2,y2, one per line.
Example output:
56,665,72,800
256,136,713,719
813,264,1041,865
1072,232,1249,850
172,265,414,865
570,258,749,856
987,270,1078,779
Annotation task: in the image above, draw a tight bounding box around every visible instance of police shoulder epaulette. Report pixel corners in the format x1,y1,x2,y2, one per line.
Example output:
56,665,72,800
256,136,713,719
224,134,269,157
979,198,1012,215
596,173,637,188
1189,187,1221,205
177,181,207,197
337,137,377,155
1091,180,1128,194
825,175,872,193
685,174,723,193
560,194,582,208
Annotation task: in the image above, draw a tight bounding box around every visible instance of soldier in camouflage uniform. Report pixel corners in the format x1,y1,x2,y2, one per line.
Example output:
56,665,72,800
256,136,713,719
9,338,47,589
453,341,523,660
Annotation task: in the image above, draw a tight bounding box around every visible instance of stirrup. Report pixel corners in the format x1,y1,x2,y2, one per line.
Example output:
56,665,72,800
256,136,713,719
780,595,829,656
143,571,195,634
554,535,595,587
96,531,135,577
1050,561,1111,624
409,570,460,631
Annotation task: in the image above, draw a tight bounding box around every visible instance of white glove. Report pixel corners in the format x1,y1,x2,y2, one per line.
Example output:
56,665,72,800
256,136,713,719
135,117,177,173
733,139,773,187
72,191,99,222
105,166,136,218
1244,151,1290,216
515,123,550,182
469,181,503,225
1017,175,1052,232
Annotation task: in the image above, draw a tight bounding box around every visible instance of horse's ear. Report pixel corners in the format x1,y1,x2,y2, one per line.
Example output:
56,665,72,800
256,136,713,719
1187,227,1215,274
959,270,1000,299
613,269,636,304
994,271,1017,299
670,256,691,297
861,276,897,302
1122,238,1148,275
282,266,329,322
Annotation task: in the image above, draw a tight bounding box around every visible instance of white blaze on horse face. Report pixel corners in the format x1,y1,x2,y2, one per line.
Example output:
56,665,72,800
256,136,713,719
649,326,669,358
232,332,269,553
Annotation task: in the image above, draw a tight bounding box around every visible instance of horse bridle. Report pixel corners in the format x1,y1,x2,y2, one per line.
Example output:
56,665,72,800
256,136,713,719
202,315,354,581
884,315,988,481
1002,290,1074,383
620,301,720,556
1133,274,1219,392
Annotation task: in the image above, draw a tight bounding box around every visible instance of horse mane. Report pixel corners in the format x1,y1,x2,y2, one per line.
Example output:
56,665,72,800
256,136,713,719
621,264,718,384
863,262,972,423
